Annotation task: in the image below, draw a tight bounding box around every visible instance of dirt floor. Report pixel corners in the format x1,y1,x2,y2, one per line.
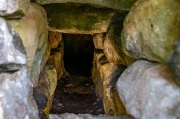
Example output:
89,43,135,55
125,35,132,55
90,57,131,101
50,54,104,115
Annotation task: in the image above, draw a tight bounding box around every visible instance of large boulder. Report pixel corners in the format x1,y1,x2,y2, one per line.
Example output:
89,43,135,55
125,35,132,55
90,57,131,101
116,60,180,119
121,0,180,62
0,18,38,119
7,2,49,86
43,3,127,34
35,0,137,11
0,0,30,18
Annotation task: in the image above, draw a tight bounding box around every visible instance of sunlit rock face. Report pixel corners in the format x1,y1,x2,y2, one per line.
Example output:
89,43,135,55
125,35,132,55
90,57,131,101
116,60,180,119
0,18,38,119
121,0,180,62
35,0,137,11
0,0,30,18
7,2,49,86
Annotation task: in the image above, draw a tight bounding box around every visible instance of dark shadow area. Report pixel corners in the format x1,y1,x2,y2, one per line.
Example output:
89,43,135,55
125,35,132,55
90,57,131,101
63,34,94,76
50,34,104,115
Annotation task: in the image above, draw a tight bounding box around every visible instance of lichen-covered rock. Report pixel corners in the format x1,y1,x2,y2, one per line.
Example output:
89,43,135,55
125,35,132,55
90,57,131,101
168,37,180,84
35,0,136,11
43,3,121,34
34,65,57,119
0,0,30,18
49,113,133,119
0,18,38,119
92,51,127,116
49,31,62,49
7,2,49,86
121,0,180,62
116,60,180,119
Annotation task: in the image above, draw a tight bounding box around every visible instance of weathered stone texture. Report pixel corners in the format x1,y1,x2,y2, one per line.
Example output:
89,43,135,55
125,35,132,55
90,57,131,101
43,3,120,34
93,33,104,49
92,50,127,115
49,31,62,49
35,0,137,11
116,60,180,119
121,0,180,62
34,65,57,119
49,113,133,119
0,18,38,119
7,2,49,86
168,37,180,84
0,0,30,18
104,34,135,65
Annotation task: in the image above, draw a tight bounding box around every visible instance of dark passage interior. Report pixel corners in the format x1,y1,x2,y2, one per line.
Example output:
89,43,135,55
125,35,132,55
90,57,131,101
50,34,104,115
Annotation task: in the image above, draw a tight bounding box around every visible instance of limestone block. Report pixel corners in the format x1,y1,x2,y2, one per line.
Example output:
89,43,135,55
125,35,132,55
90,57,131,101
92,51,127,116
121,0,180,62
0,18,38,119
116,60,180,119
168,37,180,84
33,65,57,119
49,113,133,119
35,0,137,11
43,3,123,34
7,2,49,86
93,33,104,49
49,31,62,49
104,34,135,65
0,0,30,18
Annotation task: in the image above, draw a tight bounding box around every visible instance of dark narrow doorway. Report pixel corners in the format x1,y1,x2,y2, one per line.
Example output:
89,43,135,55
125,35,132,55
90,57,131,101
50,34,104,115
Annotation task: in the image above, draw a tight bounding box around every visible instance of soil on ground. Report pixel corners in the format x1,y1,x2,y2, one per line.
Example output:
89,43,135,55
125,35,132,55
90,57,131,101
50,54,104,115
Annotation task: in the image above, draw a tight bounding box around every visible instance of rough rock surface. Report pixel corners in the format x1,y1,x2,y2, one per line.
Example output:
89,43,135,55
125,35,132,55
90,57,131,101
47,46,65,79
121,0,180,62
0,18,38,119
33,65,57,119
0,0,30,18
35,0,136,10
43,3,124,34
49,31,62,49
168,37,180,84
92,50,127,115
116,60,180,119
49,113,133,119
7,2,49,86
104,33,134,65
93,33,104,49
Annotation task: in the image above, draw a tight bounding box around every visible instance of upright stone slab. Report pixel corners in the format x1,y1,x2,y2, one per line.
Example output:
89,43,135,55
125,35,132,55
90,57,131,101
116,60,180,119
121,0,180,62
7,2,49,86
0,18,38,119
0,0,30,18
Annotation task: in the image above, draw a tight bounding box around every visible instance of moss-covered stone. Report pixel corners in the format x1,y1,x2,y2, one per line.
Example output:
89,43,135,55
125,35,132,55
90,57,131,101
35,0,137,11
43,3,127,34
121,0,180,62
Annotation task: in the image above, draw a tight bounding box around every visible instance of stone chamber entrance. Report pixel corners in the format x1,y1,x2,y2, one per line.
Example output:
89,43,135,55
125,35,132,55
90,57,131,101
1,0,179,119
50,34,104,115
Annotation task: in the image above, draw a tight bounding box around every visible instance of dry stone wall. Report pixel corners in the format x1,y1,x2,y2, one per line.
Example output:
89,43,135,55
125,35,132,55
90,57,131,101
0,0,179,119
